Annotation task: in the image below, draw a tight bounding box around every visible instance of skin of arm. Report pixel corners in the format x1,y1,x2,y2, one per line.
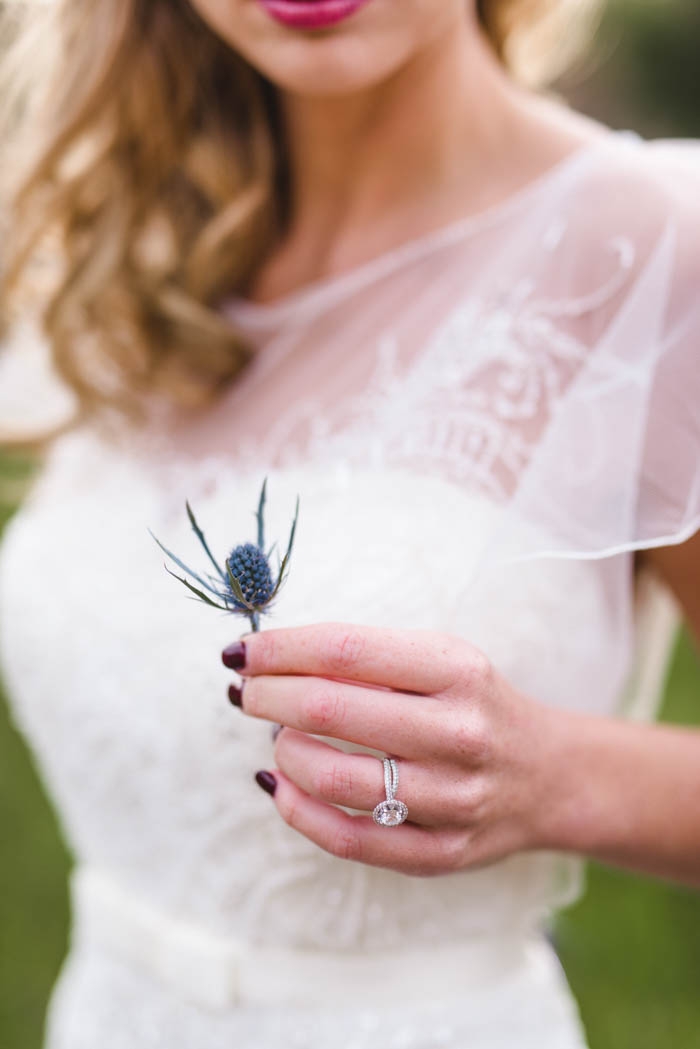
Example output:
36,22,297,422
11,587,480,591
533,534,700,889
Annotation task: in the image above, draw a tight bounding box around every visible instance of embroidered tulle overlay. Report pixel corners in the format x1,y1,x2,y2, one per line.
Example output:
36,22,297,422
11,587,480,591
0,132,698,1049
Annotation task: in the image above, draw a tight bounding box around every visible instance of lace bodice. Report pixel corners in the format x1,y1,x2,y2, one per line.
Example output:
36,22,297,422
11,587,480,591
0,130,698,1048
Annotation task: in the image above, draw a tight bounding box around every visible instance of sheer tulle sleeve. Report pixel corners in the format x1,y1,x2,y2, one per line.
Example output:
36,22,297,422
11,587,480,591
485,140,700,569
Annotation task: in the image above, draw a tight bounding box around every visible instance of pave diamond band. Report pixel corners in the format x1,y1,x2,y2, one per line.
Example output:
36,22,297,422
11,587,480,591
373,757,409,827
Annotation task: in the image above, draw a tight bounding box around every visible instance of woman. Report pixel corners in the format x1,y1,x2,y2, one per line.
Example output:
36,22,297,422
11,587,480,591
0,1,698,1047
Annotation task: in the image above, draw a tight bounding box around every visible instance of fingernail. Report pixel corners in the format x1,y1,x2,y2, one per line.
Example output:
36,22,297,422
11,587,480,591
271,723,283,742
255,770,277,797
228,683,243,708
222,641,246,670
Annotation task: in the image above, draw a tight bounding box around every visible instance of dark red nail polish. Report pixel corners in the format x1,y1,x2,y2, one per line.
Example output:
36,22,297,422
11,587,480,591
255,770,277,797
222,641,246,670
228,683,243,708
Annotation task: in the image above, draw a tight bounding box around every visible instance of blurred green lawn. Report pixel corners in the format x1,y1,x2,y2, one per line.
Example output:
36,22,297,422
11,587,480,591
1,473,699,1049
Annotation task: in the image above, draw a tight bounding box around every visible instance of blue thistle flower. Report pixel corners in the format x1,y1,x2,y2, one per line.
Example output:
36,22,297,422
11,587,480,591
225,543,274,611
149,478,299,633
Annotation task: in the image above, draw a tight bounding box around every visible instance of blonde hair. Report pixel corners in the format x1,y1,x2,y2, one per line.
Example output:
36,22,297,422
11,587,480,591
0,0,602,438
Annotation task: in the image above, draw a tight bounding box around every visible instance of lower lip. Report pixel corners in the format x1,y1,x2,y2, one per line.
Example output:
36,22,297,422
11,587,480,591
258,0,374,31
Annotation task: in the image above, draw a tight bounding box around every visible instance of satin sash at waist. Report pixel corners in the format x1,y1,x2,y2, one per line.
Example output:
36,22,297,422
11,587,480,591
69,864,564,1013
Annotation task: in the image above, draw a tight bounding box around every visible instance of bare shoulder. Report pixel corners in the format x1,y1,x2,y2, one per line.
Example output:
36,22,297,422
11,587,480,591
530,108,700,331
510,96,699,290
567,123,700,241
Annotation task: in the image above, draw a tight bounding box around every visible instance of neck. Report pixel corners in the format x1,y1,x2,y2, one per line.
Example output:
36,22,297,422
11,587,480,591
275,14,523,263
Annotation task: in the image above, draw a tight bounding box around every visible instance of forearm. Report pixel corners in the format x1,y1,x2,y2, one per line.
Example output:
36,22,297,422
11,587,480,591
536,707,700,890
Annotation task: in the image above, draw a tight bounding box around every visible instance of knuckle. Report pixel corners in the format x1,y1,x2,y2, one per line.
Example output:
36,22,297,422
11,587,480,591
436,832,467,874
451,712,492,765
324,627,367,674
469,717,493,764
454,775,489,823
303,685,346,734
329,826,362,862
314,763,354,803
432,633,480,696
460,647,494,694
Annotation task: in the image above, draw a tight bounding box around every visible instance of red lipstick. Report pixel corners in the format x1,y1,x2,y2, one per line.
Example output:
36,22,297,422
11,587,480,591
258,0,374,31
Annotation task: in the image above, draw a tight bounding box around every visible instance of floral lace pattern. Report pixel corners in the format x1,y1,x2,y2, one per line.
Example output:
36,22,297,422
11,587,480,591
213,233,636,505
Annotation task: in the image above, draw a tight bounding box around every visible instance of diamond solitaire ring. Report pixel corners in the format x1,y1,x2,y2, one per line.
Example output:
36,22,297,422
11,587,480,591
372,757,408,827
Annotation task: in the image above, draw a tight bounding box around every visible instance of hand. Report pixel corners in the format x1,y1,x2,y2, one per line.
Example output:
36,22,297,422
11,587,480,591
223,622,561,876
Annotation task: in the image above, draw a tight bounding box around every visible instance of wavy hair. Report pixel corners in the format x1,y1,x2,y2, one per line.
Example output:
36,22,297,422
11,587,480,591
0,0,602,439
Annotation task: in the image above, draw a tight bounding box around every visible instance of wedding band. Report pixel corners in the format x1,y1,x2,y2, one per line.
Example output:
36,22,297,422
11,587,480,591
372,757,409,827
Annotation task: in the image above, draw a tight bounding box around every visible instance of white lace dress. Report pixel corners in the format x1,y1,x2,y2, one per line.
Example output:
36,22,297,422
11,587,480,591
0,130,698,1049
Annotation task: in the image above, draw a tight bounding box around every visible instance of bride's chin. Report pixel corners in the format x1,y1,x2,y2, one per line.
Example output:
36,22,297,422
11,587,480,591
232,29,416,98
252,40,411,98
192,0,444,98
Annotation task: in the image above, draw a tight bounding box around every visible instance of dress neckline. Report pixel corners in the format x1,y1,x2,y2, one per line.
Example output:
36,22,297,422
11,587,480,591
218,130,639,329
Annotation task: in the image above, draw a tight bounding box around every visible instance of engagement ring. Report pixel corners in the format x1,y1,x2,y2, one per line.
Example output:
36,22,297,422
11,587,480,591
372,757,408,827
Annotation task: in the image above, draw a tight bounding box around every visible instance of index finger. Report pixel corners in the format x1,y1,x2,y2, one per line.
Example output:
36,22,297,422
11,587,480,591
223,622,467,696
